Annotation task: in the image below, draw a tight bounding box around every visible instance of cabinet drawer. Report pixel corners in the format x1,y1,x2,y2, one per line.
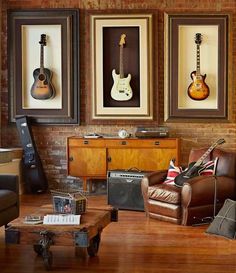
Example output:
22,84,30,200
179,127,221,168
68,137,179,148
68,138,105,147
106,139,178,148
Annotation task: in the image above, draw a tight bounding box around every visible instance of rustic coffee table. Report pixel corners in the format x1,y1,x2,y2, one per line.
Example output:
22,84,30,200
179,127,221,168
5,205,118,270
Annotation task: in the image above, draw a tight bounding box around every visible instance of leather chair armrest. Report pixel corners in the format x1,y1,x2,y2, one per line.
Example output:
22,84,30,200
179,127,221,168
141,170,167,215
0,174,19,193
142,170,168,187
181,175,236,208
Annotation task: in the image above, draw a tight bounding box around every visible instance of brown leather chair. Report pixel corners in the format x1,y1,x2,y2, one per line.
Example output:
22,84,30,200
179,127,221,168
0,174,19,227
141,148,236,226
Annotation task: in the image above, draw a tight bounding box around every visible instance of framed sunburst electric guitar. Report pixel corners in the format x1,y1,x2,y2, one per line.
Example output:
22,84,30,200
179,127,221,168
110,34,133,101
187,33,210,101
30,34,55,100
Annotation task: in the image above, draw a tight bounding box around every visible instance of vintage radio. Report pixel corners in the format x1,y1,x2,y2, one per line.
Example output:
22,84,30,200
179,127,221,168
50,189,87,215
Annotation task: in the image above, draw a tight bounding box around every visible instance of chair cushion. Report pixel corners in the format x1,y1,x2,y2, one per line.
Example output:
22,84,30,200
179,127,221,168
148,184,181,205
0,190,18,211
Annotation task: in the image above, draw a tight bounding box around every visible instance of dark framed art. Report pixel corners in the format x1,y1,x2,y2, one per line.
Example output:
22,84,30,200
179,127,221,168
8,9,79,124
91,14,153,120
164,13,229,121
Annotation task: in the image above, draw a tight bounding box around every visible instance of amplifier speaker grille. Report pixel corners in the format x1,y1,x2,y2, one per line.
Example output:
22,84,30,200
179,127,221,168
107,170,149,211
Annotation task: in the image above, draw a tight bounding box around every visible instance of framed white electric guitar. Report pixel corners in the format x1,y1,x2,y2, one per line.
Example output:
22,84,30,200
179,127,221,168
110,34,133,101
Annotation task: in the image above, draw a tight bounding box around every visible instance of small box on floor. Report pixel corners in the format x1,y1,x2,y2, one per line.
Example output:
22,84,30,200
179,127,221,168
88,179,107,195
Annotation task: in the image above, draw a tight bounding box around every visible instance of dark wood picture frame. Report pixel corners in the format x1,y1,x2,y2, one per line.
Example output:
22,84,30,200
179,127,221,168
91,14,153,120
164,13,229,121
8,9,79,124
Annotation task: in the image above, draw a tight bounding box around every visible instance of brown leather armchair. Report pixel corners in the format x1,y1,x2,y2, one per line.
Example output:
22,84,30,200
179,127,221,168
141,148,236,226
0,174,19,227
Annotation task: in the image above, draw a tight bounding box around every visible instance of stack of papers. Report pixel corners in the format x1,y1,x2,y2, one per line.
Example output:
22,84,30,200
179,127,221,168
43,214,81,225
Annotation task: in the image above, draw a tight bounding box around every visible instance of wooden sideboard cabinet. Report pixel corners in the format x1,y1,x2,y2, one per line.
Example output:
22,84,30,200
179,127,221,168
67,137,180,190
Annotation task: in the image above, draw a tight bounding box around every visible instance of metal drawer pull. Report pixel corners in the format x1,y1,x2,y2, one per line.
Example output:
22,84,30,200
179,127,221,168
121,141,127,145
154,141,160,145
83,140,89,145
69,156,74,161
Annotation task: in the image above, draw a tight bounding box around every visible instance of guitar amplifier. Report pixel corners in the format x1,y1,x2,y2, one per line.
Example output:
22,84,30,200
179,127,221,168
107,170,150,211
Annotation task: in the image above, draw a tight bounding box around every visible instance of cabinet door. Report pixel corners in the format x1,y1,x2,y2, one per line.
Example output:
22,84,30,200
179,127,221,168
68,147,107,177
108,148,178,171
157,148,179,169
107,148,156,171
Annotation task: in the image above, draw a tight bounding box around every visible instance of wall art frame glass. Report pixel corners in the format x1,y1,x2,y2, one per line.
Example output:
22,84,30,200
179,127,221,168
164,13,229,121
91,14,153,120
8,9,79,124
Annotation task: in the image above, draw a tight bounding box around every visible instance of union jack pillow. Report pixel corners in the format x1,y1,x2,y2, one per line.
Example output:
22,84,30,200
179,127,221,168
163,159,183,185
198,157,218,176
163,157,218,185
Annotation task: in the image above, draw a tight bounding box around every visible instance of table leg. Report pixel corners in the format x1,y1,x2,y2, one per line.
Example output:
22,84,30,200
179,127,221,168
87,233,101,257
75,247,87,258
74,230,101,258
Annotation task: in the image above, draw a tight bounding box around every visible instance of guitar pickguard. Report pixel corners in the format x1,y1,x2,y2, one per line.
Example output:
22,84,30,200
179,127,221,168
110,69,133,101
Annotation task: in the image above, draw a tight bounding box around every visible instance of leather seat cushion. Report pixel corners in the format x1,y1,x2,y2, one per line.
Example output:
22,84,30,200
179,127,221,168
0,190,17,211
148,183,181,205
148,199,182,220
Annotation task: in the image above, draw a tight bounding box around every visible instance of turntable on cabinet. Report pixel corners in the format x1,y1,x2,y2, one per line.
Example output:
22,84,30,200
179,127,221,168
135,126,169,138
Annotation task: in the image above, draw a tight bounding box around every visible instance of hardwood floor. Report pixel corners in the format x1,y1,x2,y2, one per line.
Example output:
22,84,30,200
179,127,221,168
0,194,235,273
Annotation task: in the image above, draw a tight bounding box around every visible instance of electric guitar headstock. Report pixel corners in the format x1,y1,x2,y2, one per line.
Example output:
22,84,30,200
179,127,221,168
119,34,126,47
195,33,202,45
39,34,46,46
214,138,226,147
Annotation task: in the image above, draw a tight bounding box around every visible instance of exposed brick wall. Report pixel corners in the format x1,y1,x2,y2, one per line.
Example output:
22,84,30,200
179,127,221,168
1,0,236,189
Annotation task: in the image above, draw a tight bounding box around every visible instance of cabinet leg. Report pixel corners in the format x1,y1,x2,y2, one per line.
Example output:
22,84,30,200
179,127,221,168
82,178,87,191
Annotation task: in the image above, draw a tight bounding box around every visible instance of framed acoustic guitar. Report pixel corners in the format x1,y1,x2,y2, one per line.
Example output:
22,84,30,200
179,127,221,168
187,33,210,101
110,34,133,101
30,34,55,100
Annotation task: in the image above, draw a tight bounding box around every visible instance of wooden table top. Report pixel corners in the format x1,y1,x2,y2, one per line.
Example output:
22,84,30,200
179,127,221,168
8,204,116,232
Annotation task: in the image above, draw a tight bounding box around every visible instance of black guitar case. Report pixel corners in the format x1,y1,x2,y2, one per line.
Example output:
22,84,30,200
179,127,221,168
16,116,48,193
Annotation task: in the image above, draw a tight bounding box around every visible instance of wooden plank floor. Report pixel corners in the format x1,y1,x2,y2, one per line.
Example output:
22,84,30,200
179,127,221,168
0,194,235,273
